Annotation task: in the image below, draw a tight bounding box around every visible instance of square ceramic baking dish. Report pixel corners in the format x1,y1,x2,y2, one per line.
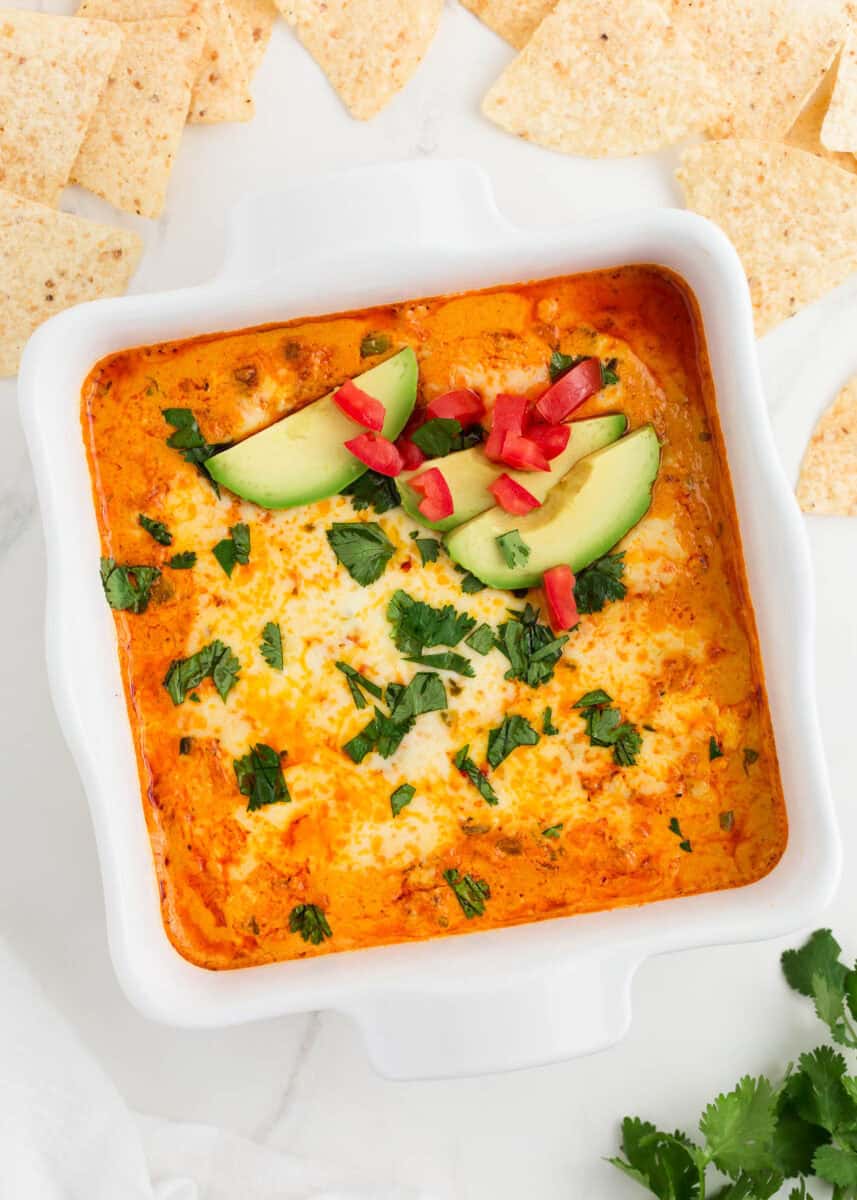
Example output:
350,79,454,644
18,160,839,1080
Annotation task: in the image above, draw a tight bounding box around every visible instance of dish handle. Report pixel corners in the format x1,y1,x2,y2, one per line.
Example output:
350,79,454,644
219,159,512,283
342,949,640,1080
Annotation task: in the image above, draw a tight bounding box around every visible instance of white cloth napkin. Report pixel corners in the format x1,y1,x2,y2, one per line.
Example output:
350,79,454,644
0,940,421,1200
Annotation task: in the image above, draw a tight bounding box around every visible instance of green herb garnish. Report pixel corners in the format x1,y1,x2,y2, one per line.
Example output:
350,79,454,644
138,513,172,546
495,603,568,689
162,408,227,495
390,783,416,817
342,673,446,761
601,357,620,386
542,707,559,735
496,530,531,569
465,623,495,655
335,661,383,710
455,566,487,594
387,589,476,657
411,418,461,458
709,736,724,761
574,552,626,614
410,532,441,565
341,469,400,514
486,714,540,769
542,823,563,839
99,557,160,614
360,331,391,357
289,904,332,945
405,651,475,677
234,743,290,810
443,868,490,918
668,816,692,853
168,551,196,569
327,522,395,585
260,621,283,670
163,639,240,705
548,350,586,382
454,745,499,806
213,522,250,577
574,689,642,766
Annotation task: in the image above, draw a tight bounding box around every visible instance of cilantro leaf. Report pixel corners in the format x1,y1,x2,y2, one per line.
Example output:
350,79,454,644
360,331,391,357
792,1048,856,1134
168,551,196,569
542,707,559,735
608,1117,701,1200
575,690,643,766
709,736,724,761
341,469,400,514
813,1144,857,1190
390,783,415,817
138,513,172,546
443,868,490,918
773,1078,831,1178
411,534,441,565
260,621,283,670
388,672,447,723
289,904,331,945
669,816,693,853
455,565,487,594
335,660,383,710
542,823,563,838
405,651,475,677
163,639,240,705
781,931,857,1046
495,604,568,689
99,557,160,614
454,745,499,806
411,418,461,458
213,522,250,577
341,673,445,761
465,623,494,655
574,552,626,614
387,589,476,657
601,357,620,386
162,408,227,495
372,706,414,758
699,1075,778,1178
327,522,395,585
548,350,587,382
343,716,379,763
574,688,613,708
496,529,531,568
487,714,540,768
233,743,290,810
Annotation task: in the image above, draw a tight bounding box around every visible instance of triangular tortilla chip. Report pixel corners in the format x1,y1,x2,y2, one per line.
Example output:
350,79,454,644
677,141,857,336
822,29,857,152
0,189,142,377
0,12,122,207
786,52,857,175
482,0,720,158
460,0,554,49
72,19,205,219
77,0,253,123
229,0,278,80
669,0,849,141
797,378,857,516
276,0,443,120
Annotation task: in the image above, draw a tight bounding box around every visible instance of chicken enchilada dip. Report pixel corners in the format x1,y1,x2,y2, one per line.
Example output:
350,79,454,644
82,267,786,969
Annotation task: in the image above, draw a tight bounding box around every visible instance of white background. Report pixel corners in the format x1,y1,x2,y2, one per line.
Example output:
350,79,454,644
2,3,856,1196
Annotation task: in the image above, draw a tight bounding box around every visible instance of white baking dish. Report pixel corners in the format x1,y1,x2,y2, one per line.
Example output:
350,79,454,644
18,160,838,1080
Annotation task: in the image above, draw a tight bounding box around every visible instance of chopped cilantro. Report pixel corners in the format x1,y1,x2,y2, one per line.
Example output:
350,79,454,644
455,566,486,594
233,743,290,811
260,621,283,670
405,651,475,677
465,623,495,655
387,672,447,723
668,816,692,852
342,672,445,761
390,783,416,817
162,408,227,495
327,522,395,585
451,424,485,451
574,553,626,614
289,904,332,945
548,350,586,382
163,639,240,705
387,589,476,657
454,745,499,806
743,748,760,773
575,690,642,766
168,551,196,569
574,688,613,708
138,513,172,546
486,714,540,769
496,529,531,569
542,707,559,735
709,736,724,761
601,357,620,386
179,736,193,756
335,661,383,710
411,417,462,458
343,717,379,763
542,823,563,839
360,331,391,357
719,810,735,832
213,523,250,577
99,557,160,614
443,868,490,918
495,603,568,689
341,469,400,515
410,533,441,565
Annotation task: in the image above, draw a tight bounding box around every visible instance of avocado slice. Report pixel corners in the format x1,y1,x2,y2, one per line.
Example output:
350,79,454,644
398,413,628,532
206,347,418,509
444,425,660,590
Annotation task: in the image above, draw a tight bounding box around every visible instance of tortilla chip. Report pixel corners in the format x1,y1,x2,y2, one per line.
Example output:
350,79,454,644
822,29,857,152
459,0,555,49
72,19,205,219
797,378,857,516
669,0,848,141
0,12,122,207
276,0,443,120
0,189,142,377
677,141,857,336
786,52,857,175
482,0,720,158
229,0,278,79
77,0,253,123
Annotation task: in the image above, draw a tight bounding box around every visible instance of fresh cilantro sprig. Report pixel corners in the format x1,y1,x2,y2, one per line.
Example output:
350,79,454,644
341,469,400,515
574,552,627,614
213,522,250,577
342,672,446,762
233,744,290,811
327,522,395,585
387,589,476,657
100,558,160,614
163,639,240,705
405,650,475,677
411,417,461,458
548,350,586,382
495,603,568,689
574,689,642,766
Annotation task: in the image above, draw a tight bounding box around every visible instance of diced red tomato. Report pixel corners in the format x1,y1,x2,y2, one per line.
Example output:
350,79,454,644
408,467,454,521
485,394,528,461
543,565,578,631
499,433,551,472
396,436,426,470
344,432,403,477
535,358,603,424
525,422,570,460
426,388,483,426
490,474,542,515
334,379,386,431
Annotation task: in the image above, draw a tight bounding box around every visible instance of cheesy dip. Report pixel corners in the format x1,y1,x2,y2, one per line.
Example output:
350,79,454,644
83,267,787,969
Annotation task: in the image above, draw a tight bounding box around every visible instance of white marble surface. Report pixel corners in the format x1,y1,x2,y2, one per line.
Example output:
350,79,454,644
2,3,857,1196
